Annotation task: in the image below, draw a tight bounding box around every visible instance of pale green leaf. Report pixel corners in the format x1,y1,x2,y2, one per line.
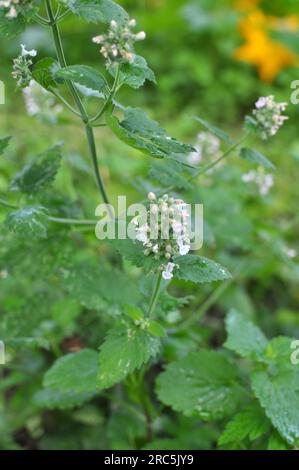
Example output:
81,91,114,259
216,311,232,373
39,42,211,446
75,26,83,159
194,116,233,144
10,144,62,194
44,349,98,394
97,326,160,389
240,147,275,170
156,351,245,420
64,0,128,24
174,254,231,284
5,206,48,239
224,309,268,361
54,65,108,94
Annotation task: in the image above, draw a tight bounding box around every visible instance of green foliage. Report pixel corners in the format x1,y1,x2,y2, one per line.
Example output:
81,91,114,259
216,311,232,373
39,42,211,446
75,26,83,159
32,58,58,90
174,254,232,284
110,55,156,89
97,325,160,389
239,148,275,170
107,107,196,165
64,0,128,24
156,350,246,420
5,206,49,238
54,65,108,94
194,116,233,144
10,144,62,194
0,136,11,155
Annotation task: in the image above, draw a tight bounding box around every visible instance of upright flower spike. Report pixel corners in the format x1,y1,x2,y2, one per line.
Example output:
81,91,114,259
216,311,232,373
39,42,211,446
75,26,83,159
12,44,37,89
92,18,146,67
251,95,288,140
134,192,191,280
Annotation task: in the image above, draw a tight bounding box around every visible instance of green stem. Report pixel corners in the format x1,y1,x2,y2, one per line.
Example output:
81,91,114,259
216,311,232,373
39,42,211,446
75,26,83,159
48,216,96,225
147,272,162,318
0,198,18,209
50,88,81,117
45,0,111,207
90,65,121,124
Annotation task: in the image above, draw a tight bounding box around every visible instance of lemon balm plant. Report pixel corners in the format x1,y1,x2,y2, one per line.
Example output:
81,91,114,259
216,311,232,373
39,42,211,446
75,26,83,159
0,0,298,451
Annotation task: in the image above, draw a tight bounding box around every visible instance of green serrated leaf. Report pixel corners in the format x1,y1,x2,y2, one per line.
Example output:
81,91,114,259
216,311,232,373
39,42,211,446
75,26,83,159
97,326,160,389
54,65,108,94
148,160,192,190
33,388,94,410
194,116,233,144
64,0,128,24
32,57,58,90
124,304,144,322
224,309,268,361
0,136,11,155
148,320,166,338
240,147,275,170
110,55,156,89
156,351,245,420
252,337,299,446
10,144,62,194
0,11,25,38
218,403,271,446
44,349,98,394
5,206,49,239
174,254,231,284
107,107,196,167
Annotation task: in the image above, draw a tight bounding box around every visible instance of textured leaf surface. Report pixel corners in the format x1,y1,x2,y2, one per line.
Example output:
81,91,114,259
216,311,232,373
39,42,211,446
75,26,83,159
33,388,94,410
32,58,58,90
54,65,108,94
194,116,233,144
240,147,275,170
10,144,62,194
218,403,271,445
251,337,299,446
44,349,98,394
65,0,128,24
107,107,195,166
174,255,231,284
5,206,48,239
0,136,11,155
97,326,160,389
156,351,245,420
110,55,156,89
225,309,268,361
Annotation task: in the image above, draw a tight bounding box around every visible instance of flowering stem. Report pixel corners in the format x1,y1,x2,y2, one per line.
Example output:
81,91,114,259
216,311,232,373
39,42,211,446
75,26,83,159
147,272,162,318
45,0,111,208
90,65,121,124
50,88,81,117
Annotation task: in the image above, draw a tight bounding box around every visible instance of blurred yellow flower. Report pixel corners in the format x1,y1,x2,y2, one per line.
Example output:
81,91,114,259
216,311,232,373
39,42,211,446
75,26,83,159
234,7,299,82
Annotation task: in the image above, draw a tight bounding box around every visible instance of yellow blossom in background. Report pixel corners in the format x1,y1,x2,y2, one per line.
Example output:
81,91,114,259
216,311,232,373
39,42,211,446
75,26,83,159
233,4,299,82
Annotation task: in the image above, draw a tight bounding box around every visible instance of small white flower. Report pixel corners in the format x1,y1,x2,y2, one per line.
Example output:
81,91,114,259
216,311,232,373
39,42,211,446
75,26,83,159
135,31,146,41
255,97,266,109
21,44,37,58
162,262,176,280
285,248,297,259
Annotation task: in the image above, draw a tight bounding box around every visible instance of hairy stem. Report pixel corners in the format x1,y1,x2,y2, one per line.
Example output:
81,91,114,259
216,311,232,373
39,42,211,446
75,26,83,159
45,0,111,207
147,272,162,318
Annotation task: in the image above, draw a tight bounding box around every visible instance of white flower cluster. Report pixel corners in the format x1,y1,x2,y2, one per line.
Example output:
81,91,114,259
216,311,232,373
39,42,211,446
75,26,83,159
134,192,191,280
92,18,146,66
242,167,274,196
253,96,288,140
0,0,30,19
12,44,37,89
187,132,221,166
23,80,62,123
